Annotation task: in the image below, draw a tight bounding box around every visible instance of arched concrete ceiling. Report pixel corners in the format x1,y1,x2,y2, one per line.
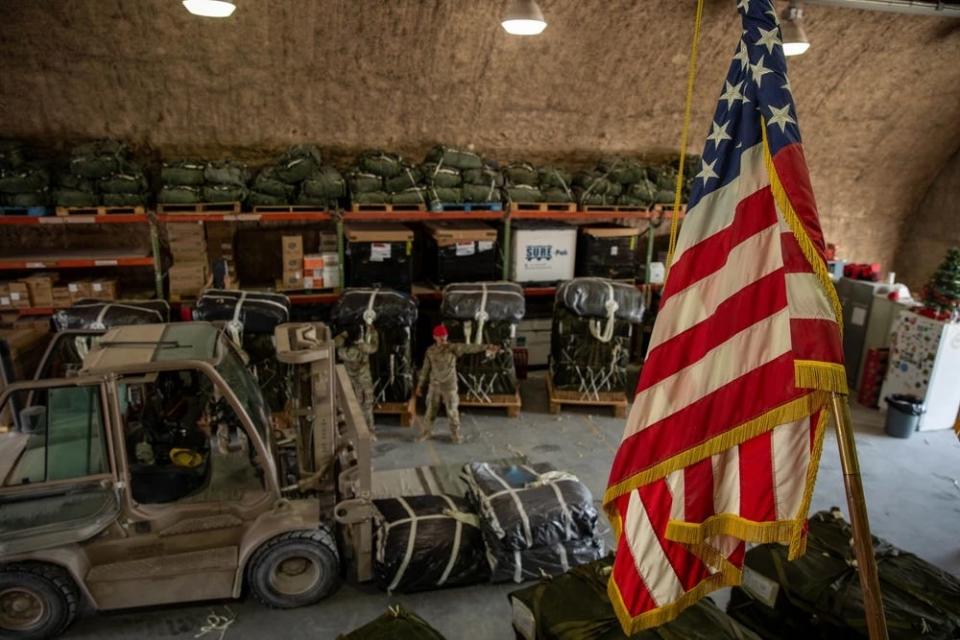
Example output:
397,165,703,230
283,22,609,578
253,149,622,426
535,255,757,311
0,0,958,266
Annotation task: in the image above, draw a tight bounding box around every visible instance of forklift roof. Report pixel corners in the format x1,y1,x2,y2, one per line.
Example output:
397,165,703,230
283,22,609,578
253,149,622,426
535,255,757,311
81,322,222,373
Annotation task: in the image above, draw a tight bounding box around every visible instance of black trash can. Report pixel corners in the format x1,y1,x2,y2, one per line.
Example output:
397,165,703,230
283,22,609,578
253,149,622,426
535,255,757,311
883,394,925,438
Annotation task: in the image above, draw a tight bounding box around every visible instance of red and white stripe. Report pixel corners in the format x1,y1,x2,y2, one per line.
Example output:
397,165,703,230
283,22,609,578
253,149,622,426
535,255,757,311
605,137,840,629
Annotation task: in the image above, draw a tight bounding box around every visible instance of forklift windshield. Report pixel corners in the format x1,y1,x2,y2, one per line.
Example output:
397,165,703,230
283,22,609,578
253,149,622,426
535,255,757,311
215,341,271,443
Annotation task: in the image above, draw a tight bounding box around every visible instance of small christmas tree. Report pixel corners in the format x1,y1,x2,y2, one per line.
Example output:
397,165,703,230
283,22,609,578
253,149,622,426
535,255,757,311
922,246,960,321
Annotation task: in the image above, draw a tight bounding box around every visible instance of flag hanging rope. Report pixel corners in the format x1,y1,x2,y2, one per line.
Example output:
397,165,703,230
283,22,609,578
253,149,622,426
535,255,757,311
666,0,706,275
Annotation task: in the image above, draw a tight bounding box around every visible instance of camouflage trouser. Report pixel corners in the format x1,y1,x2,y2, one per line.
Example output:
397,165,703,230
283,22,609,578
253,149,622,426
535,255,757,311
352,377,375,432
424,384,459,436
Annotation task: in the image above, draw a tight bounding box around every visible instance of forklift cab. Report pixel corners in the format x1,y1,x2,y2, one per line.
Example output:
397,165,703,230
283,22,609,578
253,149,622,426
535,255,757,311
0,322,358,639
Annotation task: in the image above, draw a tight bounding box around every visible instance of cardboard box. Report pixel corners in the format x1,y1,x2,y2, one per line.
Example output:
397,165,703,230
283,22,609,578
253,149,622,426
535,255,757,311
344,223,414,243
318,232,338,252
280,270,303,289
322,266,341,289
90,279,118,301
0,283,10,310
303,275,323,289
282,235,304,272
22,275,55,307
68,280,93,303
52,286,72,309
169,264,207,297
0,326,52,381
7,282,30,308
303,254,326,270
511,224,577,283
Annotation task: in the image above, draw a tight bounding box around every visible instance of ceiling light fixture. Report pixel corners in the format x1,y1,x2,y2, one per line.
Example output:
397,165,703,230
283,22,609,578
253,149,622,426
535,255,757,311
501,0,547,36
780,1,810,56
182,0,236,18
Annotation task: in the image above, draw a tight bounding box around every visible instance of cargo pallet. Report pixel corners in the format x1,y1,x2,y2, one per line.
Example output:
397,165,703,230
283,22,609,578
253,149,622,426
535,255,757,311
546,374,628,418
509,201,577,213
252,204,330,213
0,205,50,217
459,391,522,418
56,205,146,217
652,203,688,216
581,204,650,213
436,202,504,212
158,201,242,215
375,396,416,428
350,202,428,213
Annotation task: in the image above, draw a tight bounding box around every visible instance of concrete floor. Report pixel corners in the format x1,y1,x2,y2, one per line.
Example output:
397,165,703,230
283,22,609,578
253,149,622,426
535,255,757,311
68,372,960,639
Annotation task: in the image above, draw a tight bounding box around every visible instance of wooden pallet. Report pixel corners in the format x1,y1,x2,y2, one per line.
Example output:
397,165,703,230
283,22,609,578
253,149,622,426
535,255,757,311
56,205,146,217
437,202,504,212
252,204,329,213
581,204,649,213
351,202,428,213
546,374,628,418
459,391,522,418
509,201,577,213
375,396,416,428
158,201,242,214
652,203,688,216
0,205,51,217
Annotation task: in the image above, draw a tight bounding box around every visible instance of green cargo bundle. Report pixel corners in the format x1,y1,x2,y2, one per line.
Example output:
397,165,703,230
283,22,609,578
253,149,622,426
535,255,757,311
543,188,574,203
385,166,424,193
0,140,25,170
69,140,129,179
462,182,500,203
101,192,145,207
539,167,573,190
505,161,539,186
425,145,484,170
421,163,463,188
251,166,296,198
506,184,544,203
728,508,960,640
575,173,623,200
348,171,384,194
598,158,646,185
52,189,99,207
0,165,50,194
353,190,390,204
247,190,287,207
3,191,49,207
98,167,147,194
510,557,761,640
359,149,404,178
204,160,250,187
337,605,446,640
160,160,206,186
462,165,505,187
202,184,247,203
427,187,462,204
621,179,657,207
158,185,201,204
301,166,346,200
390,187,429,205
274,144,322,184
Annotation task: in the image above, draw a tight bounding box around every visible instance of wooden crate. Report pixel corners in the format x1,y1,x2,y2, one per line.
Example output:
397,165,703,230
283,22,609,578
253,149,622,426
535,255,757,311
459,391,522,418
652,203,688,217
158,201,242,215
581,204,649,213
56,205,146,217
252,205,329,213
375,396,416,428
350,202,428,213
546,374,628,418
509,201,577,213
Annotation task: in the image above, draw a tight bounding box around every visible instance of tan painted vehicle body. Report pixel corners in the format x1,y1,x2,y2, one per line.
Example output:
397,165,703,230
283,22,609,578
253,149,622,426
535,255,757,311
0,322,373,637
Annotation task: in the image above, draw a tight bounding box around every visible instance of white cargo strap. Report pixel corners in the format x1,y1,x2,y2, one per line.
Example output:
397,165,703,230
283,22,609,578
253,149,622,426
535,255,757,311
387,496,418,593
84,302,163,330
485,177,497,202
524,467,577,541
550,169,574,201
227,291,247,347
472,283,489,345
513,550,524,583
555,542,570,572
437,494,469,586
588,282,619,343
464,463,533,548
404,167,425,204
581,158,621,199
362,289,379,327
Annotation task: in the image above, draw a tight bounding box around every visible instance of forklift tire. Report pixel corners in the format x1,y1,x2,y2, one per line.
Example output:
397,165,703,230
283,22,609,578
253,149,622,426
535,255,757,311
0,563,80,640
246,528,340,609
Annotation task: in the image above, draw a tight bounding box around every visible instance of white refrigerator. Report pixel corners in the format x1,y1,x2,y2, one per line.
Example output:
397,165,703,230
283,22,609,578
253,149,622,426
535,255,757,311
879,310,960,431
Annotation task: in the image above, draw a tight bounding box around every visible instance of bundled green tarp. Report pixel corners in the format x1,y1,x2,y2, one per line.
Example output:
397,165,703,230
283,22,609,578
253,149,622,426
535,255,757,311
53,189,99,207
597,158,646,185
390,187,429,205
158,185,201,204
359,149,404,178
348,171,384,194
337,605,447,640
462,183,500,203
69,140,128,179
509,557,762,640
204,160,250,187
427,187,462,205
99,166,147,194
728,508,960,640
101,192,145,207
385,166,424,193
3,191,49,207
247,191,287,207
421,163,462,188
161,160,206,186
543,188,573,203
202,184,247,203
275,144,322,183
251,167,296,199
0,165,49,193
505,161,539,186
506,185,543,203
425,145,484,170
539,167,572,190
353,191,389,204
0,140,25,170
462,165,504,188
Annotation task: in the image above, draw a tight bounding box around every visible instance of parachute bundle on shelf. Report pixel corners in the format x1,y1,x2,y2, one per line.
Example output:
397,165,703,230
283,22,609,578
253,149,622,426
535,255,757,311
549,277,644,395
248,144,344,208
53,300,170,331
441,282,524,399
573,156,698,208
501,161,574,204
192,289,291,410
331,288,418,404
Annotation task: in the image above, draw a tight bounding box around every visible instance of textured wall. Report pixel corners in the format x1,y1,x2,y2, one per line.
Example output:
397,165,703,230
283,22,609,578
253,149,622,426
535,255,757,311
893,147,960,290
1,0,958,266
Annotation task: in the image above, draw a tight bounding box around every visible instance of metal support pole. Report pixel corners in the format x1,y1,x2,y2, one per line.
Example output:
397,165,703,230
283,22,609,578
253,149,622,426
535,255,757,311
336,215,345,290
644,222,655,284
829,392,889,640
502,211,512,281
149,215,164,299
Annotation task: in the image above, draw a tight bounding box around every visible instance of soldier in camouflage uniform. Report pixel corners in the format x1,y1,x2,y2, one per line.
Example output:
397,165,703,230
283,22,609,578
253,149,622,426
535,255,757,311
335,325,379,439
416,324,499,444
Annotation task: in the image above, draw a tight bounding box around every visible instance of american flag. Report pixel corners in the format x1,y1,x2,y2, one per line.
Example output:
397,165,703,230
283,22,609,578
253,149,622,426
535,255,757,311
604,0,847,632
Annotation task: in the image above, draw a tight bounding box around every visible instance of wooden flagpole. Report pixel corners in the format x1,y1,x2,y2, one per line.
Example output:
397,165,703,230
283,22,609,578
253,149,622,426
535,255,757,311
829,393,889,640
